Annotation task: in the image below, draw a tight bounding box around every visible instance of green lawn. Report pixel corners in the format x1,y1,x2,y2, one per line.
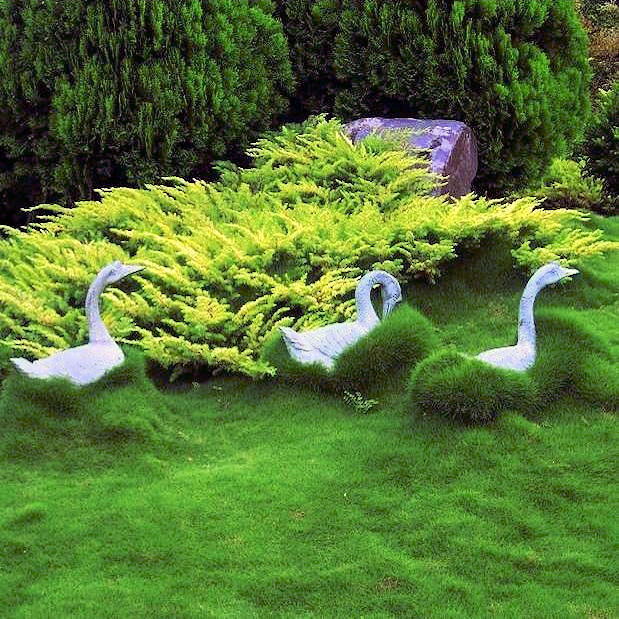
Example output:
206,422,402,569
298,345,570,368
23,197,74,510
1,216,617,618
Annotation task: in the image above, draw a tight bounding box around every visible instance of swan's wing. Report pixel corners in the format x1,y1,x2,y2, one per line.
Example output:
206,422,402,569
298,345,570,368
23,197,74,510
281,322,367,368
12,344,124,385
476,345,533,372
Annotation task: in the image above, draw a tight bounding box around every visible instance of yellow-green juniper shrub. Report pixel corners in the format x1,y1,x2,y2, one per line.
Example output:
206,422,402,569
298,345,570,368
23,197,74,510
0,118,615,379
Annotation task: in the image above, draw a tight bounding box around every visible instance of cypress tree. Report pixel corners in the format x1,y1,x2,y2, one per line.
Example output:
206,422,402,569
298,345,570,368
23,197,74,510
0,0,293,225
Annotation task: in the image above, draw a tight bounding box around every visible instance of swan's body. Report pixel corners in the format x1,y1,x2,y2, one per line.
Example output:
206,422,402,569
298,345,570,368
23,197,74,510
476,262,579,371
10,261,144,385
280,270,402,369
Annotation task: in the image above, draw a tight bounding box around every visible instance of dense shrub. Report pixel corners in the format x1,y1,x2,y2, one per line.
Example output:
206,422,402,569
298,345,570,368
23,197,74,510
276,0,591,194
273,0,342,121
581,83,619,211
407,350,536,425
526,158,607,214
0,0,293,226
262,305,439,394
0,118,614,379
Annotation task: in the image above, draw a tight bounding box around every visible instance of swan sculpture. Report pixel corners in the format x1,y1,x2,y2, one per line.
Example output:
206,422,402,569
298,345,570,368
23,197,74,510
10,261,145,385
475,261,579,371
280,270,402,369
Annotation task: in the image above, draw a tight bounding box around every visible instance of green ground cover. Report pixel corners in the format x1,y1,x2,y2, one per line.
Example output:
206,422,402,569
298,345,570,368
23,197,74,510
0,216,617,617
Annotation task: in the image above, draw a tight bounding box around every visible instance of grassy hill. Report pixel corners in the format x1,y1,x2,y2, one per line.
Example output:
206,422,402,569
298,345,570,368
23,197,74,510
0,216,616,618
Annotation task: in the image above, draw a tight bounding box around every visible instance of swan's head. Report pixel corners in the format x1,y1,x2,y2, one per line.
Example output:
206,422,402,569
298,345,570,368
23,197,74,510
533,261,579,288
104,260,146,284
378,273,403,317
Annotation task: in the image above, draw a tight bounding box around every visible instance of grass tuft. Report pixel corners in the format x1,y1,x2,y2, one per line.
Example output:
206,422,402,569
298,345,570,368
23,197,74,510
332,305,439,394
532,307,617,409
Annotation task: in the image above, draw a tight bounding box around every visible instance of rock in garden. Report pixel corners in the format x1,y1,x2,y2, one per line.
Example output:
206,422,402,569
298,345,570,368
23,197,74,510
344,117,478,198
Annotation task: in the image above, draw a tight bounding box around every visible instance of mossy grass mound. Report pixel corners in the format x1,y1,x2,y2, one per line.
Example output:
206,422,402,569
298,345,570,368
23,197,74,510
407,350,536,425
408,304,617,425
262,305,438,396
0,348,173,459
532,307,617,409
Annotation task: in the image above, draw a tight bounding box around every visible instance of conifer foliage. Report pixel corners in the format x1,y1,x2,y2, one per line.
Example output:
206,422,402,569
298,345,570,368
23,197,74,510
0,118,613,380
276,0,591,194
0,0,293,225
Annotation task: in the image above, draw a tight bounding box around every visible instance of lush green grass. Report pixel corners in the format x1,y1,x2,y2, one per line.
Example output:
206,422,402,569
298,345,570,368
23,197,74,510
0,216,616,617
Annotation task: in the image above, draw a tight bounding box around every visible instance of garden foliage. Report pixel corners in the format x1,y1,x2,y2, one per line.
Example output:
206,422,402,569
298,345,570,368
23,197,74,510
581,83,619,210
276,0,591,194
0,0,293,226
0,118,614,379
526,158,607,214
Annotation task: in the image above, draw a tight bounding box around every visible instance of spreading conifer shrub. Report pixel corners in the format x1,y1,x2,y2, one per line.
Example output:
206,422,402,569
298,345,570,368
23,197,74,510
0,118,614,380
407,350,536,425
0,349,172,458
276,0,591,194
262,305,439,394
0,0,293,225
525,158,607,213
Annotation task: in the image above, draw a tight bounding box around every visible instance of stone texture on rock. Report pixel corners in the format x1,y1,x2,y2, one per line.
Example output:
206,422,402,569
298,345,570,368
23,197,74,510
344,117,478,198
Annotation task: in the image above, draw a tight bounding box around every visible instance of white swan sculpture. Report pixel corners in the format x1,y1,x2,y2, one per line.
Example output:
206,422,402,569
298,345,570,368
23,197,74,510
10,261,145,385
280,270,402,369
475,262,579,372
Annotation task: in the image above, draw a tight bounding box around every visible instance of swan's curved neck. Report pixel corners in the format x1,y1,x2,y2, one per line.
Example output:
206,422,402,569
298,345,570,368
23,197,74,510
356,274,381,327
517,275,543,348
85,272,113,344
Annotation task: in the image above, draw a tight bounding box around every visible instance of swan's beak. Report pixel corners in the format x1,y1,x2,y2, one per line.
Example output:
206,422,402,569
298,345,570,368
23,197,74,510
560,267,579,279
117,263,146,281
383,294,402,316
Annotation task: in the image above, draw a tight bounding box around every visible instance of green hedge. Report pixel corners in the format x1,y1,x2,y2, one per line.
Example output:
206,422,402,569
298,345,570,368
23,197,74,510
0,0,293,225
276,0,591,194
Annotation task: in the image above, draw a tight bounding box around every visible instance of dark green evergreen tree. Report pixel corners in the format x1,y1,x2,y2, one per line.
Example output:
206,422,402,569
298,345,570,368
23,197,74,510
583,82,618,196
276,0,592,194
0,0,293,225
274,0,342,121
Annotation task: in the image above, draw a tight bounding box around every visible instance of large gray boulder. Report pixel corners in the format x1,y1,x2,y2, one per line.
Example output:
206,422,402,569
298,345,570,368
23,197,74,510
344,117,478,198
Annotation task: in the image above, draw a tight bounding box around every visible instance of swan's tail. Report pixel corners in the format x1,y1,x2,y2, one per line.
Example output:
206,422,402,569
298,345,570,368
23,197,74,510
10,357,39,377
279,327,310,355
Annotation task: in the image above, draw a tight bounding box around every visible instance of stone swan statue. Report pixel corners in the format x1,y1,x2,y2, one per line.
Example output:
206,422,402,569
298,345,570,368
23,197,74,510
475,261,579,371
10,261,145,385
280,270,402,369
